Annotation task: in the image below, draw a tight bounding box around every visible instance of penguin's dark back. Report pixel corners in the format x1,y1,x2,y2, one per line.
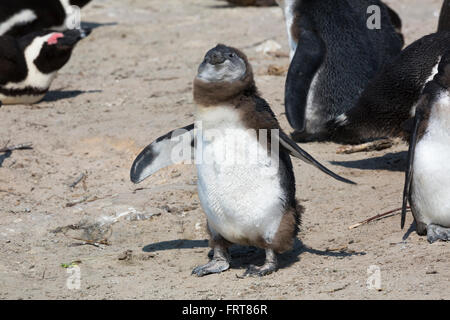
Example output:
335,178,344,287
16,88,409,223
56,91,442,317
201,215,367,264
0,0,65,37
299,0,403,118
346,32,450,140
0,36,27,85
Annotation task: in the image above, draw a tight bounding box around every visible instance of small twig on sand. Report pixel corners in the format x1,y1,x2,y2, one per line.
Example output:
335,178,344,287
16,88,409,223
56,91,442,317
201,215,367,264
349,206,410,230
0,142,33,153
69,173,86,189
336,139,393,154
65,196,88,207
70,237,110,247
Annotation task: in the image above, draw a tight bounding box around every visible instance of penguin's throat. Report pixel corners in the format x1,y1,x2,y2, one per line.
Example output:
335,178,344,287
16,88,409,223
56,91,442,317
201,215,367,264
193,77,255,106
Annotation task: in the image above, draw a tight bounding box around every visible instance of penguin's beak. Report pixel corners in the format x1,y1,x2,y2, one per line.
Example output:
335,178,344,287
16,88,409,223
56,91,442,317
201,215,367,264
205,51,226,65
56,28,91,49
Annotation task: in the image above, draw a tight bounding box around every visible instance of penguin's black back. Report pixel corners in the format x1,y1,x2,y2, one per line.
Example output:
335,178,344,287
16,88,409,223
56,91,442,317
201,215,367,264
299,0,403,120
0,36,26,85
329,32,450,143
0,0,65,37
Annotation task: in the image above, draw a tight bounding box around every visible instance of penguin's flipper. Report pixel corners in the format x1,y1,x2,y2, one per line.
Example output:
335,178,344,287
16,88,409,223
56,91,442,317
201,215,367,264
438,0,450,32
277,130,356,185
130,124,195,184
285,19,325,131
401,101,424,229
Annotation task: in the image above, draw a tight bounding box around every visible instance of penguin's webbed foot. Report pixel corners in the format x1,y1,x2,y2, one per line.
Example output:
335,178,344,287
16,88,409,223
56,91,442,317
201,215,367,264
241,248,278,277
192,245,230,277
242,262,277,277
427,224,450,243
192,258,230,277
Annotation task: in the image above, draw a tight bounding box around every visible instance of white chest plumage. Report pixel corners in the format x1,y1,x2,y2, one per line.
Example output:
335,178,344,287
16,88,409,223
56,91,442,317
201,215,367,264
412,92,450,227
195,106,286,245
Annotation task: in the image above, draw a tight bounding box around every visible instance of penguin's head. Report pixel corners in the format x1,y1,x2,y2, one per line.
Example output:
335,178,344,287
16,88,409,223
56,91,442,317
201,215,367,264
194,44,255,105
20,29,91,74
196,44,249,83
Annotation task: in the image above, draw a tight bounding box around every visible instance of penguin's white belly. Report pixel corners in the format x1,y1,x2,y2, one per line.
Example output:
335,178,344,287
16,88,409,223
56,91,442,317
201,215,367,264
196,126,285,245
305,70,325,134
412,93,450,227
0,92,46,105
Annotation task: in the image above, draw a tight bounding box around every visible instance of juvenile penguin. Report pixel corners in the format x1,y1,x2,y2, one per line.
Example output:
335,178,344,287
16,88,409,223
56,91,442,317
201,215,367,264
276,0,404,141
0,0,91,37
130,45,355,277
327,31,450,144
0,28,90,105
401,52,450,243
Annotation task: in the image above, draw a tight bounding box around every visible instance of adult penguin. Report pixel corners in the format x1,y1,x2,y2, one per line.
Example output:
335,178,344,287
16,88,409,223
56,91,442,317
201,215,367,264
276,0,404,142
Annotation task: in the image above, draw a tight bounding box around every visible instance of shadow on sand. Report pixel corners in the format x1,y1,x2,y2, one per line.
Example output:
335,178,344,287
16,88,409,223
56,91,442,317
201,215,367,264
142,238,366,272
42,90,102,103
331,151,408,172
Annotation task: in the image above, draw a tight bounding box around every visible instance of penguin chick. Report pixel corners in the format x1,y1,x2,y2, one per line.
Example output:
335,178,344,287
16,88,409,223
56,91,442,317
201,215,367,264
0,28,90,105
402,51,450,243
130,44,355,277
0,0,91,38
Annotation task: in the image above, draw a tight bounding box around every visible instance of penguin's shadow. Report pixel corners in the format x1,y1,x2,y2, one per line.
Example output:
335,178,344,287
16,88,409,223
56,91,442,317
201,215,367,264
330,151,407,172
42,90,102,103
81,21,118,30
142,238,366,271
0,151,11,168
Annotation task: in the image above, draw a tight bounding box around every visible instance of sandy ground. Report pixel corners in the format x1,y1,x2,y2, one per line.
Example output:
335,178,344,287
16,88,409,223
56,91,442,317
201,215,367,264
0,0,449,300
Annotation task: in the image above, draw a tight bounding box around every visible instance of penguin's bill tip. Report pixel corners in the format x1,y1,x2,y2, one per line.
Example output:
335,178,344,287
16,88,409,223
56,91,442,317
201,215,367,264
196,45,247,83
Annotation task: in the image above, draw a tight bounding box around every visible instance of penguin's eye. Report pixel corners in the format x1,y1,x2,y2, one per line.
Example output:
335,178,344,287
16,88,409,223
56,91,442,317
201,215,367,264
229,53,235,58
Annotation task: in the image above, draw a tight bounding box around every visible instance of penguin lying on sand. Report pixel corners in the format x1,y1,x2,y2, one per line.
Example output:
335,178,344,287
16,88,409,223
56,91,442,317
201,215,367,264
328,1,450,144
0,0,91,37
130,45,355,277
327,31,450,144
401,52,450,243
275,0,404,141
0,28,90,105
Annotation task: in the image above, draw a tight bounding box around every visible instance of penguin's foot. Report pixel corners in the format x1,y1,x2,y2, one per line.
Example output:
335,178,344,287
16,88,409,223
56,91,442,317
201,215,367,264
241,249,278,277
192,246,230,277
427,224,450,243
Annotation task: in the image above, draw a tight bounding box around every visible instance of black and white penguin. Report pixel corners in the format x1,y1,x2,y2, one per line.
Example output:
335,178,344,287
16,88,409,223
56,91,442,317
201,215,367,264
0,28,90,105
401,52,450,243
130,45,355,277
0,0,91,38
275,0,404,141
327,31,450,144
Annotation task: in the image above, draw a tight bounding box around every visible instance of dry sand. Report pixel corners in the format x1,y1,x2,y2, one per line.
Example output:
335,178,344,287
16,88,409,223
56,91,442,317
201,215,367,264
0,0,448,299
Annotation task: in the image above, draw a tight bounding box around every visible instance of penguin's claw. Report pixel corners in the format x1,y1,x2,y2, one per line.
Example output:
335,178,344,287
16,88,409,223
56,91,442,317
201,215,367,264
427,224,450,243
242,263,277,277
191,259,230,277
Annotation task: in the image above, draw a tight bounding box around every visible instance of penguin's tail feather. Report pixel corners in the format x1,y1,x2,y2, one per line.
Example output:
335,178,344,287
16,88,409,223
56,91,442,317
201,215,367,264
326,107,403,144
325,111,373,144
438,0,450,32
